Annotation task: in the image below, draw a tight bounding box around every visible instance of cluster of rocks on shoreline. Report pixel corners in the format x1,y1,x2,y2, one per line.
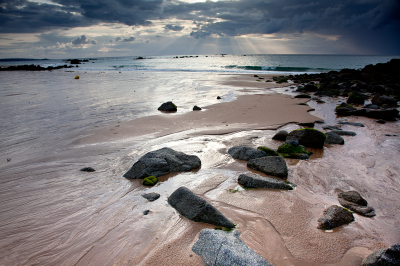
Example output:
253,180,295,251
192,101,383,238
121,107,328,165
78,59,400,265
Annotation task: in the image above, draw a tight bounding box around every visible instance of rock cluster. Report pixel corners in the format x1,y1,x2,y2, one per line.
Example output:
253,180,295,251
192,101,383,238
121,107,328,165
338,191,375,217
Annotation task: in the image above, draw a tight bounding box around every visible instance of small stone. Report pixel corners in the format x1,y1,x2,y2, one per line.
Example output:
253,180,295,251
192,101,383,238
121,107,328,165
80,167,95,172
193,105,202,111
142,192,161,202
217,96,222,99
272,130,288,141
143,210,150,215
158,101,177,111
376,119,386,124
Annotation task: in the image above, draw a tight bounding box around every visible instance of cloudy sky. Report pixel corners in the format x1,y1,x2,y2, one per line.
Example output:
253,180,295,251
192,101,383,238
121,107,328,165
0,0,399,58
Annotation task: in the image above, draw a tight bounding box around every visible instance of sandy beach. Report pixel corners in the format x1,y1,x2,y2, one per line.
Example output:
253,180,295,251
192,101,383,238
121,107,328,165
1,71,399,266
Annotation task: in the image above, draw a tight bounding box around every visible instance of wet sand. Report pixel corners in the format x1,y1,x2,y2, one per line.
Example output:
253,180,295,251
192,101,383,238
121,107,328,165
1,72,399,266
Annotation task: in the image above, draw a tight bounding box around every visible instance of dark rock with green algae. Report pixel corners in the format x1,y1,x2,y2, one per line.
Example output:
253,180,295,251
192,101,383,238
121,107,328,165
286,128,326,148
347,93,365,105
247,156,288,179
238,174,294,190
317,205,355,230
168,187,235,228
142,176,158,186
257,146,279,156
277,141,313,159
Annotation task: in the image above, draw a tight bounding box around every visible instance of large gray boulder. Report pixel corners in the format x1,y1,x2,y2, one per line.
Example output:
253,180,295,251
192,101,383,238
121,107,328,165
247,156,288,179
123,147,201,179
168,187,234,228
228,146,267,161
325,131,345,145
286,128,326,148
238,174,294,190
338,191,375,217
317,205,355,230
192,229,272,266
362,243,400,266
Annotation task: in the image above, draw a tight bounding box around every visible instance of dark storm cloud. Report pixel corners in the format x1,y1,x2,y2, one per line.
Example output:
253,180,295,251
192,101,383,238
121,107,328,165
0,0,399,53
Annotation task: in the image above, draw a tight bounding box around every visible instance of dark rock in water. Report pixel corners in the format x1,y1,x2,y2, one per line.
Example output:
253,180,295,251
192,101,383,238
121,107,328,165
217,96,222,99
272,130,288,141
338,191,375,217
285,140,300,146
123,147,201,179
325,131,345,145
294,94,311,98
317,205,355,230
371,95,398,107
247,156,288,179
335,103,357,116
193,105,202,111
257,146,279,156
143,210,150,215
298,122,315,128
168,187,235,228
158,101,177,111
80,167,95,172
300,84,318,92
228,146,267,161
363,104,380,109
192,229,272,266
142,192,161,202
362,243,400,266
376,119,386,124
331,130,357,136
365,108,399,121
323,125,342,130
338,122,365,127
286,128,326,148
238,174,294,190
315,120,325,124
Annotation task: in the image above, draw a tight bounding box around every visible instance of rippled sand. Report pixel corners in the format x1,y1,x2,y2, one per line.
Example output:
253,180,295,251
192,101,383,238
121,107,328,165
1,71,399,265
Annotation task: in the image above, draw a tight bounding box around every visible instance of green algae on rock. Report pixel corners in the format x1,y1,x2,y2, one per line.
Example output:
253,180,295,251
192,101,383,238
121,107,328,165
142,176,158,186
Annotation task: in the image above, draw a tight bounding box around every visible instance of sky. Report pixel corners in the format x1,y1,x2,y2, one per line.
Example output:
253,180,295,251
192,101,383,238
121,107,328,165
0,0,399,58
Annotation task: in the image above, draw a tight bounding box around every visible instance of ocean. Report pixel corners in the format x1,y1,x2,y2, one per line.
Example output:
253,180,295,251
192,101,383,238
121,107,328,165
2,54,399,74
1,54,400,265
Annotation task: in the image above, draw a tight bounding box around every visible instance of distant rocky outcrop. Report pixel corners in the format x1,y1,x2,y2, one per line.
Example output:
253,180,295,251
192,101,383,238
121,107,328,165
338,191,375,217
168,187,234,228
123,147,201,179
362,243,400,266
286,128,326,148
238,174,294,190
247,156,288,179
228,146,267,161
317,205,355,230
193,229,272,266
0,64,75,71
158,101,177,111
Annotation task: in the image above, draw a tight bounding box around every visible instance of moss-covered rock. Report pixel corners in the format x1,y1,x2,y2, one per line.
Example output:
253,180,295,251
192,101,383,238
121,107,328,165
347,93,365,104
142,176,158,186
257,146,279,156
277,142,313,159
